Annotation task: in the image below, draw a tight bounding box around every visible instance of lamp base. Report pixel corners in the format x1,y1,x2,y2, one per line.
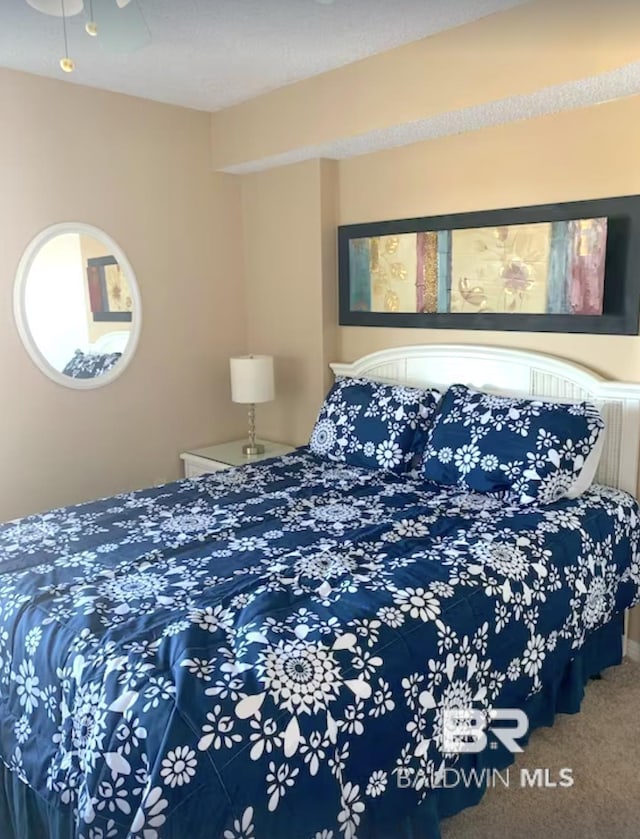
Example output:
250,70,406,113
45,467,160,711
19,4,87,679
242,442,265,456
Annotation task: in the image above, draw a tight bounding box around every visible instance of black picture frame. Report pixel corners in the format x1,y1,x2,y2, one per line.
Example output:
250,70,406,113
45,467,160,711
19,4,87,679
86,255,133,324
338,194,640,334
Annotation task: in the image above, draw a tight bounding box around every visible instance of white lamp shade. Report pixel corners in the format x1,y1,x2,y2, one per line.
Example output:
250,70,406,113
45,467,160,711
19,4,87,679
230,355,275,404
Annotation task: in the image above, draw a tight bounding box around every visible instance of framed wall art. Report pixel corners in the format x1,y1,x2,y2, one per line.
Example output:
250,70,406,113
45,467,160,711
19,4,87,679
338,194,640,334
86,255,134,323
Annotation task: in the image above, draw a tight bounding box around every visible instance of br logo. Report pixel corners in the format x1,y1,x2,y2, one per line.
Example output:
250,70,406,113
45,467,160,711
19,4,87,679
442,708,529,754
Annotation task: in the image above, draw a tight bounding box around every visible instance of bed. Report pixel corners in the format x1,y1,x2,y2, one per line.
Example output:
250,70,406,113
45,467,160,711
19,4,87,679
1,344,639,839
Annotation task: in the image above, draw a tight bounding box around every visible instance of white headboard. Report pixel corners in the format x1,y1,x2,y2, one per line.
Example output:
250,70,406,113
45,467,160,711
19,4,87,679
91,331,130,354
331,344,640,497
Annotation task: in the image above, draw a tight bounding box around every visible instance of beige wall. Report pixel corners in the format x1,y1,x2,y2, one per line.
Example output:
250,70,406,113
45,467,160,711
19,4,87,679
241,159,338,445
0,68,246,521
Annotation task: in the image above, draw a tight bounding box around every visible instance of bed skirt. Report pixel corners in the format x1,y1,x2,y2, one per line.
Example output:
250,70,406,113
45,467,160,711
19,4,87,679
392,612,625,839
0,613,625,839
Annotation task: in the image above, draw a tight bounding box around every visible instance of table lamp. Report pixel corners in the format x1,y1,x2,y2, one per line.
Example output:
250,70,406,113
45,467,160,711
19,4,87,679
229,354,275,455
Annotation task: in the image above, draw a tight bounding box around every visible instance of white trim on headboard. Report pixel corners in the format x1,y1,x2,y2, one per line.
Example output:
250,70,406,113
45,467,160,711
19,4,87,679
92,331,130,354
331,344,640,497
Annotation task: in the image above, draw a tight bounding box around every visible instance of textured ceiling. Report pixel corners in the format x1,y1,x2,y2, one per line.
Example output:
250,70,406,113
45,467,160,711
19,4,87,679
0,0,526,111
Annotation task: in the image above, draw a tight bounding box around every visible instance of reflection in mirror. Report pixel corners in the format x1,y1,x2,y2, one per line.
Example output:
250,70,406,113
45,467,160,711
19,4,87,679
14,224,141,389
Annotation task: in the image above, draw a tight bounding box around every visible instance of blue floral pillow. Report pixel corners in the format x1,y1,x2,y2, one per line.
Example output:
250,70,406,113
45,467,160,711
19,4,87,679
421,384,605,505
310,377,441,473
62,349,122,379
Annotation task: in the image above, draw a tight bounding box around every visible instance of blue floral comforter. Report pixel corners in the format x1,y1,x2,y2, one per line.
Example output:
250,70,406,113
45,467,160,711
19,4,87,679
0,449,639,839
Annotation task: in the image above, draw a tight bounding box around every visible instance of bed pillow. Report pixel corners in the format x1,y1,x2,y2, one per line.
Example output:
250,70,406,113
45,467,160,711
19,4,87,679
310,377,441,473
420,384,605,505
62,349,122,379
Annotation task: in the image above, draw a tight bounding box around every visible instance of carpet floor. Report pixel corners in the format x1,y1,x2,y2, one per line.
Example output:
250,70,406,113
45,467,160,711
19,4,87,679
441,658,640,839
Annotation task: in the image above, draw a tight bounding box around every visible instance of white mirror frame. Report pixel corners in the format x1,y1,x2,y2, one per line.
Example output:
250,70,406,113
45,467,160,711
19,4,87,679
13,222,142,390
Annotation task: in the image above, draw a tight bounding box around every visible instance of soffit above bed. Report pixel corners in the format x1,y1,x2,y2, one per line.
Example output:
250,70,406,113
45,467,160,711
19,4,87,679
210,0,640,173
218,61,640,174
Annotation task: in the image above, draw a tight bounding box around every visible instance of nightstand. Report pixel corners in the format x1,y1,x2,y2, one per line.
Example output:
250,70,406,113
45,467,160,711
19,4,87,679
180,438,295,478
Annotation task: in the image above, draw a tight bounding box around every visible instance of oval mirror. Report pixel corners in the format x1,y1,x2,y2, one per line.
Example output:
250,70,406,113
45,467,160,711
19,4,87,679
14,223,142,389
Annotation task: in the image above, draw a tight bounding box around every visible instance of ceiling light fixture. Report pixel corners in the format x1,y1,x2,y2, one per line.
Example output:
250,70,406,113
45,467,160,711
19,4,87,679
27,0,151,71
85,0,97,35
59,0,75,73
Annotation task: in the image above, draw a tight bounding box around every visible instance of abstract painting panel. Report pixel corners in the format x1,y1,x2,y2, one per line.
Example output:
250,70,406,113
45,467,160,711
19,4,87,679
339,195,640,334
348,218,607,316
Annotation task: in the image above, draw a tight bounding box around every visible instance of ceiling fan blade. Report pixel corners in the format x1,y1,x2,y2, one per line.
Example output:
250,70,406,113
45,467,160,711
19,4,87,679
90,0,150,53
26,0,84,15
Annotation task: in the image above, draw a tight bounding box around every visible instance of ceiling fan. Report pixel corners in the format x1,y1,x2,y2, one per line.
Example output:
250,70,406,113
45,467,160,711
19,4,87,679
26,0,150,71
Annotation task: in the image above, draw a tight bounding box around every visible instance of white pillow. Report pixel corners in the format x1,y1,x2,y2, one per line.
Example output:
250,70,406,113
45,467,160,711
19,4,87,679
565,422,606,498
